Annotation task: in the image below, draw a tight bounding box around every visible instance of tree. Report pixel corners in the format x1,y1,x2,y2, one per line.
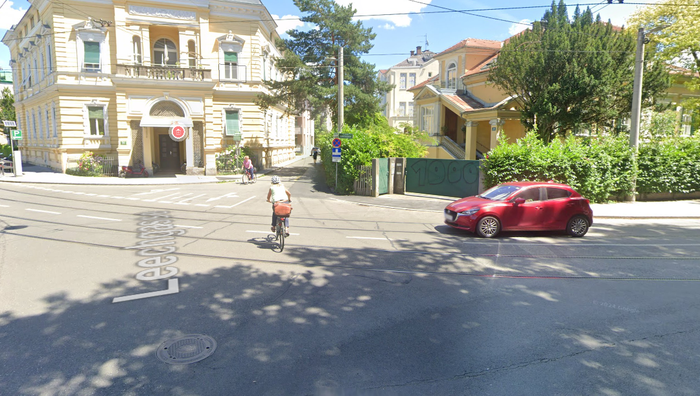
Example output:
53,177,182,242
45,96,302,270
488,0,669,143
0,87,15,122
256,0,392,128
628,0,700,116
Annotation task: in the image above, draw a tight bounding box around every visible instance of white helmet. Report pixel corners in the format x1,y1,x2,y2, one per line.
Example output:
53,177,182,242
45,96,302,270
271,176,281,184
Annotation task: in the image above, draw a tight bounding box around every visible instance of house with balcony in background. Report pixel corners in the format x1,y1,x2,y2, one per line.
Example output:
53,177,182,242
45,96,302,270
411,37,698,161
2,0,307,175
410,38,526,161
378,46,438,129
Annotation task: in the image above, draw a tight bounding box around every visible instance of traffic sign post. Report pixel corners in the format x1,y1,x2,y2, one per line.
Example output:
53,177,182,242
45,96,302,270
332,147,342,191
332,138,342,148
338,133,353,139
3,121,23,177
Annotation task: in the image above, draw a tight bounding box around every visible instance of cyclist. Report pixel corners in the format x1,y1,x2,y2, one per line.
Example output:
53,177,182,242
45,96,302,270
266,176,292,234
243,156,255,182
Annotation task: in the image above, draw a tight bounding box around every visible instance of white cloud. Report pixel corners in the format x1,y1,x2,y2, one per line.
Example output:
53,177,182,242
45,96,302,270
380,23,396,30
0,1,27,30
271,14,304,36
508,19,531,36
334,0,431,29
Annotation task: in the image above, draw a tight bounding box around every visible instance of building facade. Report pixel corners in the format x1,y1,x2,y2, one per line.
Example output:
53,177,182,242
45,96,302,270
410,38,526,160
379,46,438,129
2,0,301,174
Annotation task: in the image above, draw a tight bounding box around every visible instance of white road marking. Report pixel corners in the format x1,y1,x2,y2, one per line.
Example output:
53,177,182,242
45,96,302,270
142,192,180,202
460,241,700,247
0,204,9,207
133,188,180,196
85,193,97,196
126,198,140,201
174,202,191,206
195,204,210,207
26,209,61,214
175,225,203,229
159,201,174,204
215,205,232,208
347,236,395,241
113,278,179,303
229,196,256,208
247,230,299,236
206,192,239,202
97,195,109,198
111,196,124,199
179,193,206,203
77,215,122,222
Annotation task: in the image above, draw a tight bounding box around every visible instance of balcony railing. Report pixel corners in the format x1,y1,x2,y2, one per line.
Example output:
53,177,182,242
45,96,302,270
117,64,211,81
218,64,247,83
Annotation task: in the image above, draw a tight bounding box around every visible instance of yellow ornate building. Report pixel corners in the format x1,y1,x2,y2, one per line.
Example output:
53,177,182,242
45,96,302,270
2,0,298,174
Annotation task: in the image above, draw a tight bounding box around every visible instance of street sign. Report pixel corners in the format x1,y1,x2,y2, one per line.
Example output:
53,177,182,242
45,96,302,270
332,147,341,162
169,124,187,142
332,138,342,148
11,130,22,140
2,120,17,127
338,133,353,139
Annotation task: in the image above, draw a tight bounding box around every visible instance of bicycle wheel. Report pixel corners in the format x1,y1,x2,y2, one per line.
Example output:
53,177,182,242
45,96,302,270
242,172,249,184
278,222,285,252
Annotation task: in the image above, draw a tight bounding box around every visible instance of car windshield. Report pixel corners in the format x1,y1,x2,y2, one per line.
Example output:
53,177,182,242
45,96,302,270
479,185,521,201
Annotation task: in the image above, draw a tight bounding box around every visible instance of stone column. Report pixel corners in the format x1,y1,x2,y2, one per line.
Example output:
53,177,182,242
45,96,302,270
185,128,194,174
464,121,477,160
489,118,505,150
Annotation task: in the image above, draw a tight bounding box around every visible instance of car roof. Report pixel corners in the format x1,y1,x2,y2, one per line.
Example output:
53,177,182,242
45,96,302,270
502,181,573,189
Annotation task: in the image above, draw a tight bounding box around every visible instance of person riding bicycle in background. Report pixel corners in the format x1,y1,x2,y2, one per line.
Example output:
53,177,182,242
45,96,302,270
243,156,255,181
266,175,291,233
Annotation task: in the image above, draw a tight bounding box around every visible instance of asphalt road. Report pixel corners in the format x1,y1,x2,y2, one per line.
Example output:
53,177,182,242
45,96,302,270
1,159,700,396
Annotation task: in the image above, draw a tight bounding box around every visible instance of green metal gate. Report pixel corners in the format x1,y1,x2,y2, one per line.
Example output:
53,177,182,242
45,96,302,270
378,158,389,195
405,158,480,198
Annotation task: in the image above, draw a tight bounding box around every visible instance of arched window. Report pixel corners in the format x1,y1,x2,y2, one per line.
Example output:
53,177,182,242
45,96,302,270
132,36,142,64
188,40,196,68
153,38,177,66
446,62,457,90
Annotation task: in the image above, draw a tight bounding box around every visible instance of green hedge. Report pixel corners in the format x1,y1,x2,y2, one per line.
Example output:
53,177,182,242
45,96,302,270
318,122,428,194
482,132,635,202
482,132,700,202
637,137,700,195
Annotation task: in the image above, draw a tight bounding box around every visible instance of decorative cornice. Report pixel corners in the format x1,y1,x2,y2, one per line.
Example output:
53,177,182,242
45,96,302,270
128,5,196,21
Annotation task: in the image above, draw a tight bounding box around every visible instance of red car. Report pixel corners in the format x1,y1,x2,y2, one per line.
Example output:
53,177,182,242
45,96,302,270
444,182,593,238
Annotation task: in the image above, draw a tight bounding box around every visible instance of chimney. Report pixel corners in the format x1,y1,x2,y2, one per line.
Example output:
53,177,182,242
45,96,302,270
416,46,422,55
410,50,415,56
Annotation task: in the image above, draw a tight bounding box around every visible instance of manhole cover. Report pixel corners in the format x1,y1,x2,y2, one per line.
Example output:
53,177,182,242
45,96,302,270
156,334,217,364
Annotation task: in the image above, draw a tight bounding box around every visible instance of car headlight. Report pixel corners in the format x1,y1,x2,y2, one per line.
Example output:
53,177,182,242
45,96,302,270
459,208,480,216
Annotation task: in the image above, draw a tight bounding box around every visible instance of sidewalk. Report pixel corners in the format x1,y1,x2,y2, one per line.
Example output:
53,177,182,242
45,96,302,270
331,193,700,219
0,155,307,185
3,159,700,219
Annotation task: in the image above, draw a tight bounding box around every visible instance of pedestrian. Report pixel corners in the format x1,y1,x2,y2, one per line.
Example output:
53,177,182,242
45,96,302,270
312,147,319,164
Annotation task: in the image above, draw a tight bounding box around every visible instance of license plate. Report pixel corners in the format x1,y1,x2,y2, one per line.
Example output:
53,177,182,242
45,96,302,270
444,212,455,222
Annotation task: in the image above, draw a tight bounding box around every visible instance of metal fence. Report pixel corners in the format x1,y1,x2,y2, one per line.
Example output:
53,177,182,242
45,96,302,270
100,156,119,176
354,164,372,196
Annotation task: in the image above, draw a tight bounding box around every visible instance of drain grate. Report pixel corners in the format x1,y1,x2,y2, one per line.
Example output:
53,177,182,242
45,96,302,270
156,334,217,364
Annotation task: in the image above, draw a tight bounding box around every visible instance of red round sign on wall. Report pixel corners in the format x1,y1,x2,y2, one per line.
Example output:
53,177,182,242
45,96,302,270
169,124,187,142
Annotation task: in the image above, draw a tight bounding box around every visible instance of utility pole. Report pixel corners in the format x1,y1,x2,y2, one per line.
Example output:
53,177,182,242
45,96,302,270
335,46,344,191
629,27,646,154
338,46,344,136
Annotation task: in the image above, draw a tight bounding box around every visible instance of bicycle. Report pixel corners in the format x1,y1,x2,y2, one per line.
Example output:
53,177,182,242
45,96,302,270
242,168,256,184
272,201,291,252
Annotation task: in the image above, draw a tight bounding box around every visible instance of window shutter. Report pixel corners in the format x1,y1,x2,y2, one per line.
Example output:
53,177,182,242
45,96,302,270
84,42,100,64
224,52,238,63
225,110,240,140
88,106,104,119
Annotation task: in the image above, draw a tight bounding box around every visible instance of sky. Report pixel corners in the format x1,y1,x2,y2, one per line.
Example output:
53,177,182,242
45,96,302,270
0,0,661,74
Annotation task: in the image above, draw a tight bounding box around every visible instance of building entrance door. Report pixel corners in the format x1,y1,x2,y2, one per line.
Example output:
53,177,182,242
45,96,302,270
159,134,181,171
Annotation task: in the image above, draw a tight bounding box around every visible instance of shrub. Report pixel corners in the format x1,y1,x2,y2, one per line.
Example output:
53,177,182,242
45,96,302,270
482,131,635,202
70,151,105,176
318,118,428,194
637,136,700,195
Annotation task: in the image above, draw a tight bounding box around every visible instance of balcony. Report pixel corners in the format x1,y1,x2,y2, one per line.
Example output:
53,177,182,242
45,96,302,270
218,64,247,83
117,64,211,81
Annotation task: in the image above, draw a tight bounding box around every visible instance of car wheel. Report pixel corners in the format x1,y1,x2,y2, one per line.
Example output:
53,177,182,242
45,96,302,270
477,216,500,238
567,215,589,237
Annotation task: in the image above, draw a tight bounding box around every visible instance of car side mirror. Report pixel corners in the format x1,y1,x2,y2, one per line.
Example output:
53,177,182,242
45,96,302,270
513,198,526,205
